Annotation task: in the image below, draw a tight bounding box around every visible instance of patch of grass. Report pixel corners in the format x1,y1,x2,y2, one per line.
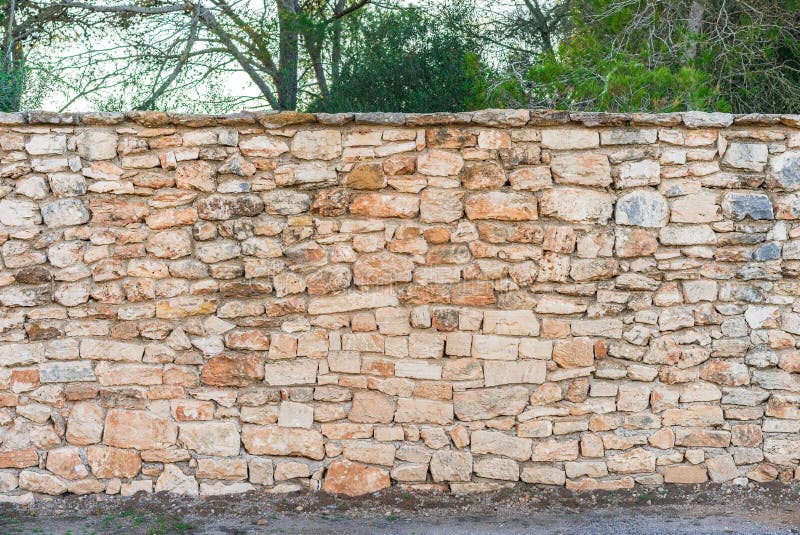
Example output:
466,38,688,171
0,511,22,535
120,509,147,527
147,513,194,535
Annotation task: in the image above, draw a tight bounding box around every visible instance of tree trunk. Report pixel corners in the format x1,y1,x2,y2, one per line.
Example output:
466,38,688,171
277,0,299,110
331,0,345,83
684,0,705,62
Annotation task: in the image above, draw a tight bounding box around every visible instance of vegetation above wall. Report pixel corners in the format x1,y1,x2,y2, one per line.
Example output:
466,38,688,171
0,1,798,114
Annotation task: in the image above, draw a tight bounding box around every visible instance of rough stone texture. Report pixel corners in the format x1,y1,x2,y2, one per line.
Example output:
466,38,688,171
1,112,799,499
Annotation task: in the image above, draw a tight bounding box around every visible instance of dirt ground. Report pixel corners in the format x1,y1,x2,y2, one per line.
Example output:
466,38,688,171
1,482,800,534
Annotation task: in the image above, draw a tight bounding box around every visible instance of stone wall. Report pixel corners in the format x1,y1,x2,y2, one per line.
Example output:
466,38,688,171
1,108,800,501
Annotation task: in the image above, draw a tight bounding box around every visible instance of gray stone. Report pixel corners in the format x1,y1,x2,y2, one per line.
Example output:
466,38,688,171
721,193,773,220
429,451,473,482
753,369,800,391
218,154,256,177
471,109,529,127
0,343,45,366
263,190,311,215
39,361,96,383
752,242,781,261
40,198,90,227
0,285,51,307
682,111,734,128
615,189,669,227
198,194,264,220
353,112,406,125
783,240,800,260
659,225,716,245
616,159,660,188
764,438,800,465
196,240,242,263
25,134,66,155
275,162,338,187
15,176,50,200
75,129,118,160
768,151,800,190
2,240,46,268
0,198,41,226
600,129,657,145
723,143,768,172
48,173,87,197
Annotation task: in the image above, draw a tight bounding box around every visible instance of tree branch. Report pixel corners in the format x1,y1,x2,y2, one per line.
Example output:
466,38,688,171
136,10,200,109
194,4,279,108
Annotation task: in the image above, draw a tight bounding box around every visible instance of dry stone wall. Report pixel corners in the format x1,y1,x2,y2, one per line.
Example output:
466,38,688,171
1,109,800,501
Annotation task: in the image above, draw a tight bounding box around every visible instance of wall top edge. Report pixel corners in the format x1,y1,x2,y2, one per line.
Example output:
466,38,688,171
2,109,798,129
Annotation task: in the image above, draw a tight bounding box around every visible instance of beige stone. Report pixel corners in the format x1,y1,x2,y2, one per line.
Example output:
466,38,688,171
430,451,472,482
242,425,325,460
418,150,464,176
453,387,528,421
179,422,240,456
521,466,565,485
471,430,532,461
155,464,199,495
291,130,342,160
551,153,611,187
664,465,708,483
66,402,104,445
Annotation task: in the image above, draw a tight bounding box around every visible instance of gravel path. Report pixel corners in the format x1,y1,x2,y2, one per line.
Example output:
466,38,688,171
2,482,799,534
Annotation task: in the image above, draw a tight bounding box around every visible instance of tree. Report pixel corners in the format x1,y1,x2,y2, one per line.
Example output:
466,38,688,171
0,0,80,110
61,0,372,111
500,0,800,113
309,1,492,113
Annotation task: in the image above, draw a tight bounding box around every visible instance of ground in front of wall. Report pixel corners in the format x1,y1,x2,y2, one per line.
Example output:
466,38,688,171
1,482,799,535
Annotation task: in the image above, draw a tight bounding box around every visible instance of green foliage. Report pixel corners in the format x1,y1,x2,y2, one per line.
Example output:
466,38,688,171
514,0,800,113
0,63,25,112
308,2,493,113
526,47,728,112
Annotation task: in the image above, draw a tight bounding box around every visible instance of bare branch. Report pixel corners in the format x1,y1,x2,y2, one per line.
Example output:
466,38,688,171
136,9,200,110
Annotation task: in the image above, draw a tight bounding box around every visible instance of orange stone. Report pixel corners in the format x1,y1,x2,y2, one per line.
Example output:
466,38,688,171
553,338,595,368
89,198,149,227
779,351,800,372
145,207,198,230
322,460,390,497
423,227,452,244
9,369,39,392
451,281,495,306
0,447,38,468
383,154,416,175
464,192,537,221
344,163,385,189
87,445,142,478
699,360,750,386
664,464,708,483
349,391,396,424
398,283,451,305
349,193,419,219
103,409,177,450
201,354,266,387
46,447,89,480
